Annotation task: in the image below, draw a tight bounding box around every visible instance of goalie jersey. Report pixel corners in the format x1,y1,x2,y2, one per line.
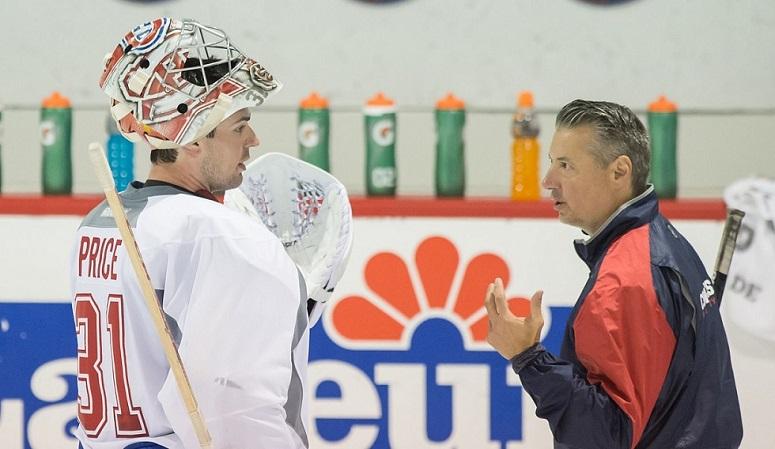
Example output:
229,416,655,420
69,182,311,449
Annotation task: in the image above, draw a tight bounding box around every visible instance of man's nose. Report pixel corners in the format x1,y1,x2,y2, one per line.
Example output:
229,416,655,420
246,126,260,148
541,168,555,190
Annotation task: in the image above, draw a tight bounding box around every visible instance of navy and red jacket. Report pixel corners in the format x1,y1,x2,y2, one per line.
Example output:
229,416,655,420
513,187,743,449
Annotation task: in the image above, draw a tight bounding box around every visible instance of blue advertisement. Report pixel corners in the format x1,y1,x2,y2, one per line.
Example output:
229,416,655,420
0,303,79,448
309,307,571,448
0,300,571,448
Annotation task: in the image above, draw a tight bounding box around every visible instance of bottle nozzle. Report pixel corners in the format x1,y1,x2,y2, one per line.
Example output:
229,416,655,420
648,95,677,113
300,91,329,109
366,92,395,107
517,91,534,108
42,91,71,108
436,92,465,110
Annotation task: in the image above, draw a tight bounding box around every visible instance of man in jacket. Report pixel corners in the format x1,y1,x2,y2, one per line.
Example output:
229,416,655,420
485,99,743,449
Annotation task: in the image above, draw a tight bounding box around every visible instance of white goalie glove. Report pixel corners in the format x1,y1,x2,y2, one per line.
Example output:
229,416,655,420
224,152,353,325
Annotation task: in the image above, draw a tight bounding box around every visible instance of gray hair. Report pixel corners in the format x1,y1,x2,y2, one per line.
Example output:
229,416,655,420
556,99,650,195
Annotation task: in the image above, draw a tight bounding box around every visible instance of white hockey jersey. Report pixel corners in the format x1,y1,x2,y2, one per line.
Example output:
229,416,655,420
724,177,775,342
70,183,311,449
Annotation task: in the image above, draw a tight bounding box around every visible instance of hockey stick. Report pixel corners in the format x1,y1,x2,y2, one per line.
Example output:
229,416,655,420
87,143,212,449
712,208,745,306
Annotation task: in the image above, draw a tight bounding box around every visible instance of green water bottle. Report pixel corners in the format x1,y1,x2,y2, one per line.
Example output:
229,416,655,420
364,92,397,196
298,92,330,171
647,95,678,198
41,92,73,194
435,92,466,197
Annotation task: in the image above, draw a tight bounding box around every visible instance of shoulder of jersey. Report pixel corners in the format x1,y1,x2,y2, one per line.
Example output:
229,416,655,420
145,194,277,242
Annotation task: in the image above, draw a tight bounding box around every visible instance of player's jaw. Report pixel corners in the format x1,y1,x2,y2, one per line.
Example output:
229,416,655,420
548,190,581,227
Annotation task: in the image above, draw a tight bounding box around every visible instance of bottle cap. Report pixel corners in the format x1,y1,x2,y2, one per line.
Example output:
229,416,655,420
42,91,71,108
436,92,465,110
366,92,395,107
648,95,677,112
300,91,329,109
364,92,396,115
517,91,534,108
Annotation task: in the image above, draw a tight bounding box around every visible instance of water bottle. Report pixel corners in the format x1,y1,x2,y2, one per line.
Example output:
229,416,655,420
41,92,72,195
298,92,330,171
435,92,466,197
106,114,134,191
647,95,678,198
511,91,540,201
364,92,397,196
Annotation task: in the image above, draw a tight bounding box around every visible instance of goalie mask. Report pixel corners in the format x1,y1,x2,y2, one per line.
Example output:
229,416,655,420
99,17,282,149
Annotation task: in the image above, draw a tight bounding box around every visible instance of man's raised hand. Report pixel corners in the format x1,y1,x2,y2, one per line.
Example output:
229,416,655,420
484,277,544,360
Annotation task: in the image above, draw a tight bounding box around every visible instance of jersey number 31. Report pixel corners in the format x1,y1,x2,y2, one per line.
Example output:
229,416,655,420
75,293,149,438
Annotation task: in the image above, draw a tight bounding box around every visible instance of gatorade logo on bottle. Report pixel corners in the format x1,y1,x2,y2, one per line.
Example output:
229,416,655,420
298,121,321,148
40,121,56,146
371,119,395,147
371,167,396,189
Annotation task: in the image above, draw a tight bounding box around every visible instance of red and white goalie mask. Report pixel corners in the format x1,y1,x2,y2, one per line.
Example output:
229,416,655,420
99,17,282,149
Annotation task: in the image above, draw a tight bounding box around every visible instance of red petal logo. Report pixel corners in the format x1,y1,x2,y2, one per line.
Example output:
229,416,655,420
328,236,531,349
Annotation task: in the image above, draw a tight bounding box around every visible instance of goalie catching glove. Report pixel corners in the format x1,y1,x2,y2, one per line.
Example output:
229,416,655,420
224,152,353,321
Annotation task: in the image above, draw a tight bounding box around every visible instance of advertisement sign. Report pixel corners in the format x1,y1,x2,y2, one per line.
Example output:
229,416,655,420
0,215,729,448
0,303,77,449
307,219,584,448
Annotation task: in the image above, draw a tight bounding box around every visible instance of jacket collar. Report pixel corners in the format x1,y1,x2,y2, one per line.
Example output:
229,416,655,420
574,185,658,269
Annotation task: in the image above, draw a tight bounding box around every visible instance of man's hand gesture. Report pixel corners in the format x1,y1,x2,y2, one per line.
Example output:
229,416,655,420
484,278,544,360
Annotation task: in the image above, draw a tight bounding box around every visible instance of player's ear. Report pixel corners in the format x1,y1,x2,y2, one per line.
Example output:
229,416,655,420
612,155,632,181
179,141,202,157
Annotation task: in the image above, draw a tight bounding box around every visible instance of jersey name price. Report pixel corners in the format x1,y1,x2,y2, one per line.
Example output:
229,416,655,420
77,236,123,280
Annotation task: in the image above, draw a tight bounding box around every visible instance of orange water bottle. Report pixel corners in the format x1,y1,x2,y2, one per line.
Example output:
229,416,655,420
510,91,540,201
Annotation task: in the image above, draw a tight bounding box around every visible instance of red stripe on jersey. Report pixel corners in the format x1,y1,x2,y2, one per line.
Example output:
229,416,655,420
574,224,676,449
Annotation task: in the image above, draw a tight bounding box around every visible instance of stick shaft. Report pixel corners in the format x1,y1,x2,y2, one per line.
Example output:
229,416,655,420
88,143,212,448
713,208,745,305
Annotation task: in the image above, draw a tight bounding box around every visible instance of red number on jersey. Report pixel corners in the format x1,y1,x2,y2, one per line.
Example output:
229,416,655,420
75,294,107,437
76,293,148,438
107,295,149,437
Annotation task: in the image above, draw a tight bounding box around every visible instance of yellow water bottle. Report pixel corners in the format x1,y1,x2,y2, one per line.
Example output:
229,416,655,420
511,91,540,201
